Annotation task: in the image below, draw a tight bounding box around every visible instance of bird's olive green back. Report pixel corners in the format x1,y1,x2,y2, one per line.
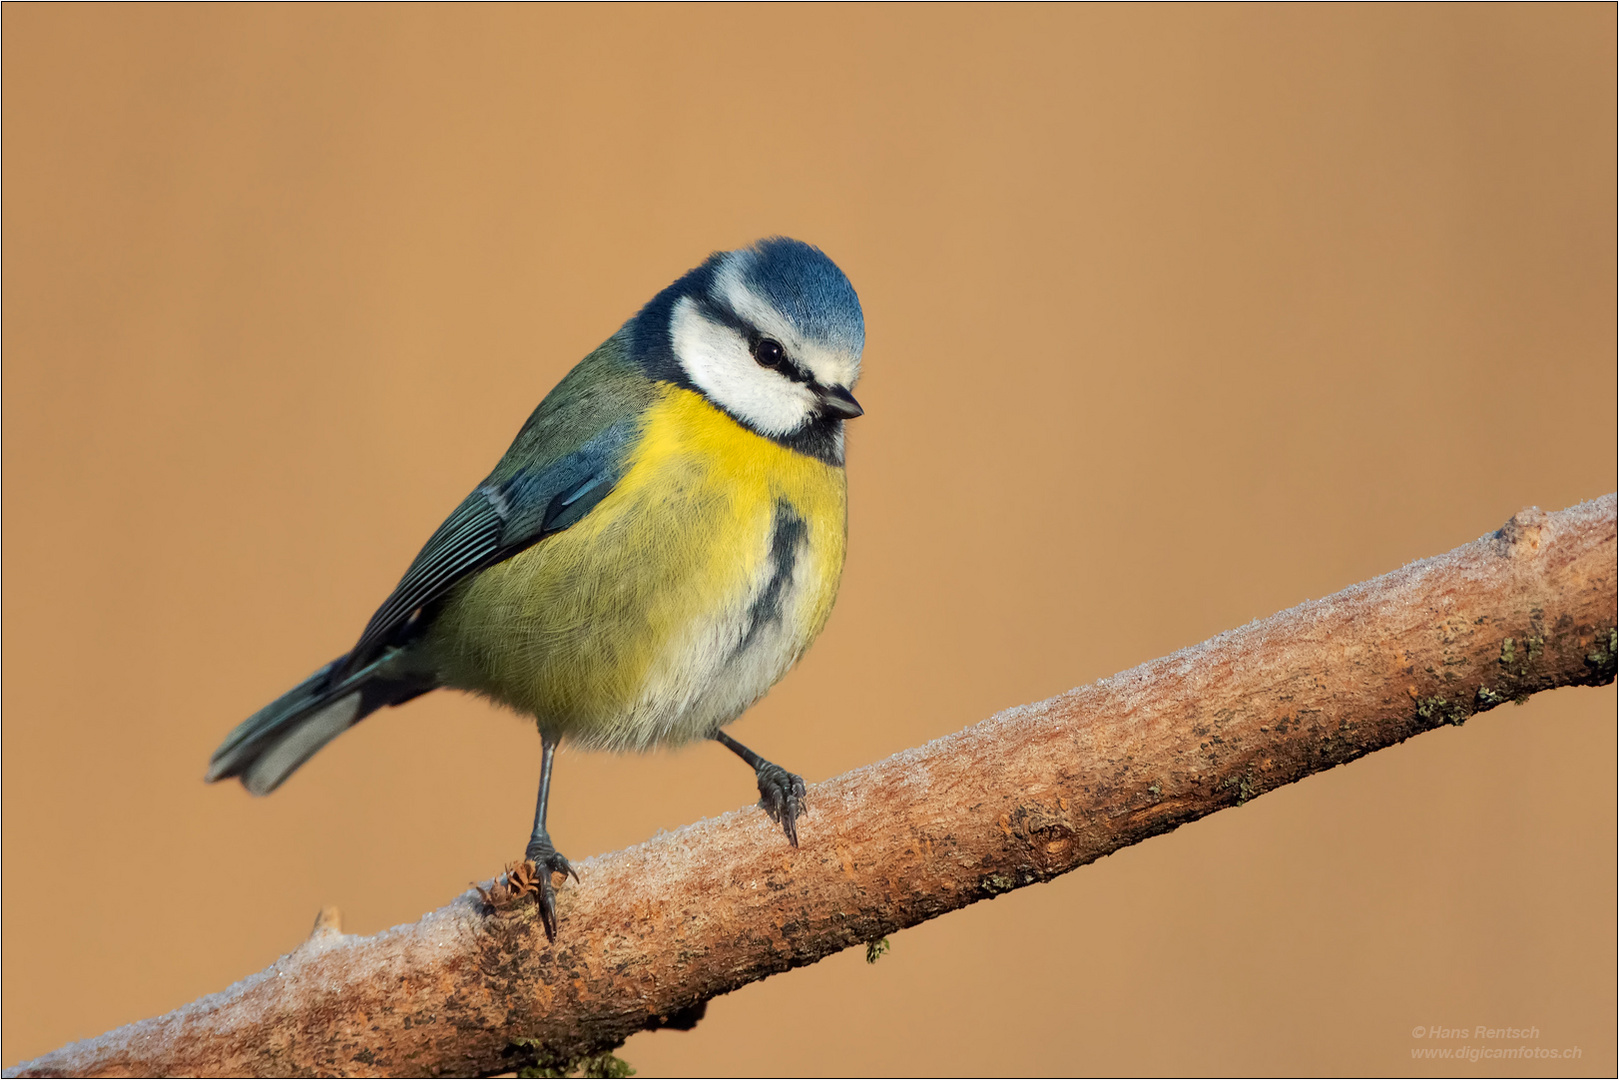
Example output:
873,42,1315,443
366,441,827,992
341,331,657,675
488,330,656,491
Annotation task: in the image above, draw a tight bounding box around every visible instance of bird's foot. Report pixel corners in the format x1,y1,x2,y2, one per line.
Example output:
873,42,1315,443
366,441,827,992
755,761,807,847
478,836,576,938
520,834,578,940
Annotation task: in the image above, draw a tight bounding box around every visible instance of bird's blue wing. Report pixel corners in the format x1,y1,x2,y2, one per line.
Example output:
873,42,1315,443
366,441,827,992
340,412,641,677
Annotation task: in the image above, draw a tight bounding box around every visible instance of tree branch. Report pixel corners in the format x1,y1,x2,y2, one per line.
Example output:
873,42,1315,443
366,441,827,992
11,496,1616,1079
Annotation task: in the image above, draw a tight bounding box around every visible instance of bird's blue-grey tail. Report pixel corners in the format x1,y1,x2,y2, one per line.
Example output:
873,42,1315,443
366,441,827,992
206,654,433,796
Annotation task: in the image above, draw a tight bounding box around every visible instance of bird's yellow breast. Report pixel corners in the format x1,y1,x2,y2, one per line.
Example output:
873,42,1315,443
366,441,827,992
428,385,847,749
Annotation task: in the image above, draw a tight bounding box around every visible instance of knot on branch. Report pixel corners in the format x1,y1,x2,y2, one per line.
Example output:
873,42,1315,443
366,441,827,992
297,905,348,957
1493,505,1550,558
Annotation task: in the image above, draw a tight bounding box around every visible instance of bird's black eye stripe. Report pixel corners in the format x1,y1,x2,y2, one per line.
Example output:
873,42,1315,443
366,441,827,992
693,295,810,382
752,337,811,383
751,337,785,368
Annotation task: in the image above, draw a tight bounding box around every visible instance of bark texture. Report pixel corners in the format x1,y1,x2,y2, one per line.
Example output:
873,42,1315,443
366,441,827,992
10,496,1616,1079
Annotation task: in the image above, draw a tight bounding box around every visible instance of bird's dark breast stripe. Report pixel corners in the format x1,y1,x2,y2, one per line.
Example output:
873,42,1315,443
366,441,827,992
733,501,807,659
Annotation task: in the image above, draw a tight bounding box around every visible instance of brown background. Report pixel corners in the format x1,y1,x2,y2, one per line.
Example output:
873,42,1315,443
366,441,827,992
4,6,1614,1077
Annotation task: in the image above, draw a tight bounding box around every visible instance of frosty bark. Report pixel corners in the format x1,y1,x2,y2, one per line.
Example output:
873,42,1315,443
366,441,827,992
10,496,1616,1079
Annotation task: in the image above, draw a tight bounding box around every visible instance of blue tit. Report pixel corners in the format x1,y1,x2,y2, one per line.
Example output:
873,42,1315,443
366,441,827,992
206,237,865,937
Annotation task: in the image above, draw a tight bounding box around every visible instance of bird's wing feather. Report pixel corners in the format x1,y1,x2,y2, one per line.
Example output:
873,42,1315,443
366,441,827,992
343,491,505,669
341,410,643,676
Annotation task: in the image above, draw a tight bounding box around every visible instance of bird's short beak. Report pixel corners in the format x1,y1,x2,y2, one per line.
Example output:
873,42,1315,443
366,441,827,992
817,385,864,420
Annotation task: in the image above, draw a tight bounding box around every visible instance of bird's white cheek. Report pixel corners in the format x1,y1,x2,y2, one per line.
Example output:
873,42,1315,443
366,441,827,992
670,299,814,436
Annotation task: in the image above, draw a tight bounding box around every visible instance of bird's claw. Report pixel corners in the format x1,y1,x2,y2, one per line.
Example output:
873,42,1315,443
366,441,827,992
522,835,577,941
756,762,807,847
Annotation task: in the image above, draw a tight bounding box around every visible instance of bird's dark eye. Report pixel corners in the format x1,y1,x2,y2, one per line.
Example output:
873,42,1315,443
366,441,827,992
751,338,785,368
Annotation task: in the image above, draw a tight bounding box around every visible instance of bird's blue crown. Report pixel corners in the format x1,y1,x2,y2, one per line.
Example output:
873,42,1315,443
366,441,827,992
727,237,865,357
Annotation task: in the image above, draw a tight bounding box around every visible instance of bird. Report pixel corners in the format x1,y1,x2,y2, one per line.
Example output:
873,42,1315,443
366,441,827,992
206,237,865,938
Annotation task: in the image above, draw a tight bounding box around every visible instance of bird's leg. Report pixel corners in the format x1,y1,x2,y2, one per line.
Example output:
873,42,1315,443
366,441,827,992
523,734,577,940
714,731,807,847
